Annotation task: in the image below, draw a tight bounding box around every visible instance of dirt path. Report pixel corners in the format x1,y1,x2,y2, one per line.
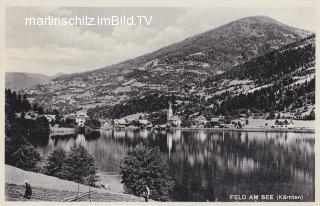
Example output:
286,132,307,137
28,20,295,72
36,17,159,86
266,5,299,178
6,183,79,201
5,184,143,201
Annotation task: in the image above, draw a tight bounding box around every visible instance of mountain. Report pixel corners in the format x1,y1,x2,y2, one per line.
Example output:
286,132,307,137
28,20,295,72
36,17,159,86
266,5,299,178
5,72,51,90
56,15,312,80
20,16,315,120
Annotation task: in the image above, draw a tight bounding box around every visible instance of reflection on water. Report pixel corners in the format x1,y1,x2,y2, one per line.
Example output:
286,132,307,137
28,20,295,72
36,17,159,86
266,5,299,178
37,129,314,201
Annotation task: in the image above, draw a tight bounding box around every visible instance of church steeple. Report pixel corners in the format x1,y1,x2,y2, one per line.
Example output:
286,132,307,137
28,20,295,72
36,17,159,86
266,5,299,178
168,101,173,120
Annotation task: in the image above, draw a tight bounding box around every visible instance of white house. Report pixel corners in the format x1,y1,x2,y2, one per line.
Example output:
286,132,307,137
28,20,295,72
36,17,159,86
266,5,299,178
44,114,56,123
194,115,207,126
138,119,149,125
75,111,87,127
114,119,129,128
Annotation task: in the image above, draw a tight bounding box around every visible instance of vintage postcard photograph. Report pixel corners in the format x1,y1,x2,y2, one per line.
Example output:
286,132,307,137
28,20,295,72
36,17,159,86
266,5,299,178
2,0,318,204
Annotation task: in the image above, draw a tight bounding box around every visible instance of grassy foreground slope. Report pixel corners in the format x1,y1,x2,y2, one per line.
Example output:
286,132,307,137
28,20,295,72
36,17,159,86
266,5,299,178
5,165,143,202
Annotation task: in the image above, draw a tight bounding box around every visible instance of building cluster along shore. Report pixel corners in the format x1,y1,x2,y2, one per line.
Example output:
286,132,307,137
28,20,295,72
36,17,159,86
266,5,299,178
14,101,314,134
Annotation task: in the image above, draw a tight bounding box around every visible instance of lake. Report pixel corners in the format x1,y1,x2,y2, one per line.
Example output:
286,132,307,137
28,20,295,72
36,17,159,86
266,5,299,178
37,129,314,201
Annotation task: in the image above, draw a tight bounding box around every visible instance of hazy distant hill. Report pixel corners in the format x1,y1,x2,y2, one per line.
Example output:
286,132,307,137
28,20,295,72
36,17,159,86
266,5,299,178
5,72,51,90
52,73,65,78
5,72,66,90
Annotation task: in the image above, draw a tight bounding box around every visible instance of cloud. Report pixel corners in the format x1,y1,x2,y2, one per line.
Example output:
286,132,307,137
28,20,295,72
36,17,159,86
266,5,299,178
111,26,158,45
5,7,189,75
5,7,315,75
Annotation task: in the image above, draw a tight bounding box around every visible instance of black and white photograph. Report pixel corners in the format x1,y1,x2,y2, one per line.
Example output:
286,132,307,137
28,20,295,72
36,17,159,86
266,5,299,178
2,1,317,203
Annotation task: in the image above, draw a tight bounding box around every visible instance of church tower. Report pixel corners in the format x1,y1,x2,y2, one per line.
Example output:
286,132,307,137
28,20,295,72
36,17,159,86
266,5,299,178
168,101,173,120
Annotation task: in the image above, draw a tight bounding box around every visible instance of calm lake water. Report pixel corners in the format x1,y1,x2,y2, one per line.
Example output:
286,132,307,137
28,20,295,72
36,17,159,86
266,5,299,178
37,129,314,201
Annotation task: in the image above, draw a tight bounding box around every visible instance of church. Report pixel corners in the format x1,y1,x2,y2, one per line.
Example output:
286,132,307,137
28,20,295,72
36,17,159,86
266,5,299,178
167,102,181,127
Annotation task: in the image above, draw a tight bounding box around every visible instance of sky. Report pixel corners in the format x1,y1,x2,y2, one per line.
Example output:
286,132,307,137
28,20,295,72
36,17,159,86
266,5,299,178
5,7,316,76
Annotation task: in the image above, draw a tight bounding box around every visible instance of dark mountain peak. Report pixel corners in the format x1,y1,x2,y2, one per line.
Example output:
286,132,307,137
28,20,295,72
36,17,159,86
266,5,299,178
238,15,282,24
206,15,310,37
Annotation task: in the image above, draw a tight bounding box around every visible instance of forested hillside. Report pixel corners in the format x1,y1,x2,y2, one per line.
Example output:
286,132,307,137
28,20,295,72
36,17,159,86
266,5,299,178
87,33,315,121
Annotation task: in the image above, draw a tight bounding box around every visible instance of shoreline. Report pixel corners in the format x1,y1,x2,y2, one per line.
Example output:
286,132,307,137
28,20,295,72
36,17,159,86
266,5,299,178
103,126,315,133
50,127,76,135
52,124,315,135
169,127,315,133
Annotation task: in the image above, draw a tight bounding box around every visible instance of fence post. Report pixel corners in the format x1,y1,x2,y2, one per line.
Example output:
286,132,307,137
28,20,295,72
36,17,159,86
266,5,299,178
76,184,79,198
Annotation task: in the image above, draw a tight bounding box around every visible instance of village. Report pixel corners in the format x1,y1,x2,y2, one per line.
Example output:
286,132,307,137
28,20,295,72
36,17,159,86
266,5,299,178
14,100,312,135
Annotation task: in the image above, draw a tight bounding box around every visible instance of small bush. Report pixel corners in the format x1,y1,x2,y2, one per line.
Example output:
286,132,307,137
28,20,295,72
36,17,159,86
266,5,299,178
34,158,48,174
85,119,101,130
10,144,41,171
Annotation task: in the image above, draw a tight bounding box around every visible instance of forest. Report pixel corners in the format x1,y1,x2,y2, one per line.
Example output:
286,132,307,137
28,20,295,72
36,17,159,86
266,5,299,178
87,93,181,119
208,78,315,118
201,35,315,87
5,89,50,170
